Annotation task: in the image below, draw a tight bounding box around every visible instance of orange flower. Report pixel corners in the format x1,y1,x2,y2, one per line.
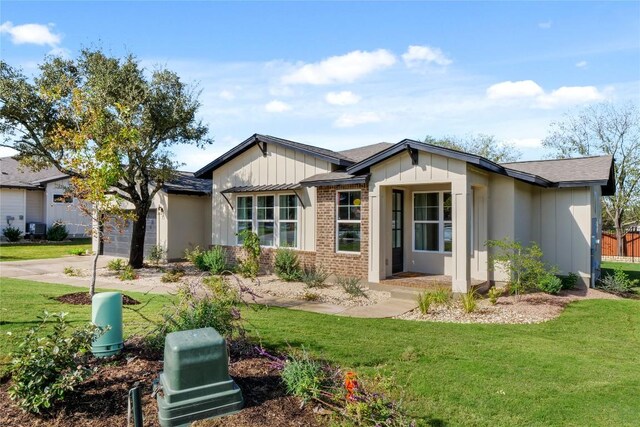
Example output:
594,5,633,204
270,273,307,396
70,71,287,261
344,371,358,401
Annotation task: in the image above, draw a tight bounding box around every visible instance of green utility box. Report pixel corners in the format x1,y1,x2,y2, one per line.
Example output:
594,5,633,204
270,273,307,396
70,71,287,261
91,292,124,357
156,328,243,426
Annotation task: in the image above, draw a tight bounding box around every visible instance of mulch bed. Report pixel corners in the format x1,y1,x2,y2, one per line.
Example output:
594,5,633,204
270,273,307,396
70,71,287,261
0,338,323,427
52,292,140,305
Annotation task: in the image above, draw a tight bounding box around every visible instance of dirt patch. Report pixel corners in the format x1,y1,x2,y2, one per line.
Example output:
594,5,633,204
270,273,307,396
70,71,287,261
0,339,323,427
52,292,140,305
398,288,623,324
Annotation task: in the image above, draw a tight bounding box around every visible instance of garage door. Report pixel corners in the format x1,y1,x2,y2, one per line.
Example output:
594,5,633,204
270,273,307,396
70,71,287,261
102,210,157,258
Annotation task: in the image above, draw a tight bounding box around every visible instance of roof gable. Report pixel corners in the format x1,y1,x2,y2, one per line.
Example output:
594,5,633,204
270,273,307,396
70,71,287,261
194,134,354,178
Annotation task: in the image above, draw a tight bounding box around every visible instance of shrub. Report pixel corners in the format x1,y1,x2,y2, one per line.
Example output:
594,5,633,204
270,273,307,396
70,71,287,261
274,248,302,281
68,248,86,256
487,238,557,297
184,246,206,270
417,292,432,314
301,266,330,288
161,268,185,283
202,246,228,274
302,291,320,301
63,266,81,276
597,266,638,293
430,287,452,305
237,230,260,278
336,276,367,298
488,286,502,305
46,221,69,241
461,290,478,313
8,311,103,413
538,273,563,295
147,244,165,266
106,258,126,272
561,272,580,290
118,265,137,281
280,350,325,401
3,226,22,242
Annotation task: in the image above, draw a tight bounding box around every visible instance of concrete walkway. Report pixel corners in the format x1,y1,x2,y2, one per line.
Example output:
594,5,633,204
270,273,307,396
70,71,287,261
0,257,419,318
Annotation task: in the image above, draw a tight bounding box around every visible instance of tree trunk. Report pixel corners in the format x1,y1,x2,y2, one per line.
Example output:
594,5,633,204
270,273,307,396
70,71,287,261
90,249,99,298
129,205,149,268
614,215,625,257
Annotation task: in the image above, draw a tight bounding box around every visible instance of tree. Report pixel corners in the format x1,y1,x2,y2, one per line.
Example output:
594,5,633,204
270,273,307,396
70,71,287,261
542,102,640,256
0,50,212,268
424,133,521,163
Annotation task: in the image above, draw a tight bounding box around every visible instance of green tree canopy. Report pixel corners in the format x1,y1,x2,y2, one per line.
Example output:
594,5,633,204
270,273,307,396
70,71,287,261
0,49,212,267
424,133,521,163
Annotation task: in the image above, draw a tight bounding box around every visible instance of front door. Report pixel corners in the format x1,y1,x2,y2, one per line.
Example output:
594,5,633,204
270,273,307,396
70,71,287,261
392,190,404,274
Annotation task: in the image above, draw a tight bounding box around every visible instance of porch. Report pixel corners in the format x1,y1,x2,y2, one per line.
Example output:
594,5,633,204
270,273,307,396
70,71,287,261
380,272,488,291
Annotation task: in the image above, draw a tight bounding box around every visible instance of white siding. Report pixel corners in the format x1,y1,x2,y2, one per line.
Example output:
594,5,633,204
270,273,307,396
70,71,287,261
165,194,212,260
45,179,91,236
211,144,331,252
0,188,26,234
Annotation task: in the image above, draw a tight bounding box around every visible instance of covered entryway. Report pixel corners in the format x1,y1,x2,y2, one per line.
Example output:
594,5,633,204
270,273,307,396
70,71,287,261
101,210,157,258
391,190,404,274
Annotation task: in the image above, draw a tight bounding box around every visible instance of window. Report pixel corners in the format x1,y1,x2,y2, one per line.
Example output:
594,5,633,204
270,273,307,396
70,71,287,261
413,191,452,253
256,195,275,246
336,190,361,253
279,194,298,248
236,196,253,244
53,194,73,204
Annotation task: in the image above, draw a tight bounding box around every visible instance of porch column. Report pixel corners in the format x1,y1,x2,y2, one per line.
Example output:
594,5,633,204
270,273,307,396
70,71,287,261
451,182,470,293
368,183,382,283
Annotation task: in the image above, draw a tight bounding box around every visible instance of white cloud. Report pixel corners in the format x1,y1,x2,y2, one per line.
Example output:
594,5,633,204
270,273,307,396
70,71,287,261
486,80,544,99
325,91,361,106
282,49,396,85
537,86,605,108
538,21,552,29
402,45,452,67
265,100,292,113
576,60,588,68
334,112,382,128
0,21,61,46
48,46,70,58
219,90,235,100
507,138,543,149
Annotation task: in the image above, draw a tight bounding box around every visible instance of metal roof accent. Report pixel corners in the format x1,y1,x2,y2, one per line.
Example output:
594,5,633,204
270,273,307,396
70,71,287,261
299,172,369,187
220,183,302,194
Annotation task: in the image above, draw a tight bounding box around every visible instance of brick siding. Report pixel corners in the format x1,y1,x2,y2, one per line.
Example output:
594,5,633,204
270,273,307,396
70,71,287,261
315,184,369,279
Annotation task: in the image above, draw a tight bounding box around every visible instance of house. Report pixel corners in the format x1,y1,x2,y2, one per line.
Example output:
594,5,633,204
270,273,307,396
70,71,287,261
195,134,615,291
0,156,91,238
96,171,212,261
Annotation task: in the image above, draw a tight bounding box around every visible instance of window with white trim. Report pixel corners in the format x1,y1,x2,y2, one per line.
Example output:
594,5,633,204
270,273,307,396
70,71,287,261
336,190,361,253
279,194,298,248
413,191,452,253
256,195,275,246
236,196,253,244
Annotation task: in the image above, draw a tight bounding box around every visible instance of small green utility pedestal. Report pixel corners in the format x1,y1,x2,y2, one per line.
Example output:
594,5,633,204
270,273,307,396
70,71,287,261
91,292,124,357
156,327,243,426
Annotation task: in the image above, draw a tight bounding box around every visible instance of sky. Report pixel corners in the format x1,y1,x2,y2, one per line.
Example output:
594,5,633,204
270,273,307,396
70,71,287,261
1,1,639,170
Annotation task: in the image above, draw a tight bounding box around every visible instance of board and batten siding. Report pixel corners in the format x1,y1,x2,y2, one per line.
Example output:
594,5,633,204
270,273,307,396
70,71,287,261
368,150,471,291
211,144,332,252
0,188,26,233
25,190,45,223
165,193,212,260
45,178,91,236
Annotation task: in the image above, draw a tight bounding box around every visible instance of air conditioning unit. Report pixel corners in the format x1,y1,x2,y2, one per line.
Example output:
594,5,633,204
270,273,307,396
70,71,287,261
26,222,47,238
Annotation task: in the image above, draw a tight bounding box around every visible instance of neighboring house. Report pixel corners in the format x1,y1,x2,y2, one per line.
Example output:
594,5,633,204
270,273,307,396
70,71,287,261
96,172,212,261
195,134,615,291
0,156,91,238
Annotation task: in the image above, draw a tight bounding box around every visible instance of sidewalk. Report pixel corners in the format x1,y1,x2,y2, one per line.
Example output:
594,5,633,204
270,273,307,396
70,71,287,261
1,257,419,318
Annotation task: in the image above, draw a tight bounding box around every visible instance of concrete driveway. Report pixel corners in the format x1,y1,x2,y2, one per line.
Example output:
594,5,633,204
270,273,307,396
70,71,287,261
0,256,419,318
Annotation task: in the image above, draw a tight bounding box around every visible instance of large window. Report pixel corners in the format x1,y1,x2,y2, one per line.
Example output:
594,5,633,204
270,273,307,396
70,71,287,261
413,191,452,253
337,190,361,253
236,196,253,244
279,194,298,248
256,195,275,246
236,194,298,248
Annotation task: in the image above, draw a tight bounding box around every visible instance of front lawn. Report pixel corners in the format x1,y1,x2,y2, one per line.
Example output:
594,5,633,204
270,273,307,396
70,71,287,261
1,278,639,426
601,260,640,281
0,239,92,262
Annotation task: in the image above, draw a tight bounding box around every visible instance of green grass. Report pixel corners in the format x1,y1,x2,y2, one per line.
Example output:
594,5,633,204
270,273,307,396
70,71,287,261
601,260,640,281
1,278,639,426
0,239,92,262
0,278,170,373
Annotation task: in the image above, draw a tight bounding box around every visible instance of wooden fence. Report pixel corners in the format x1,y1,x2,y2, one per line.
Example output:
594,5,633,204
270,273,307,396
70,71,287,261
602,232,640,257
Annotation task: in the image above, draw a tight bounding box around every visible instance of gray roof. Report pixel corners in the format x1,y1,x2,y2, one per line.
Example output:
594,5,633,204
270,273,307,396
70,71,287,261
501,156,614,184
162,172,212,195
195,134,354,178
300,171,369,187
0,157,63,189
339,142,393,162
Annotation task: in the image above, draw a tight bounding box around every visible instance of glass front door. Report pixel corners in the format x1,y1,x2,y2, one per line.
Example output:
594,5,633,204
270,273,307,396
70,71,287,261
392,190,404,274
